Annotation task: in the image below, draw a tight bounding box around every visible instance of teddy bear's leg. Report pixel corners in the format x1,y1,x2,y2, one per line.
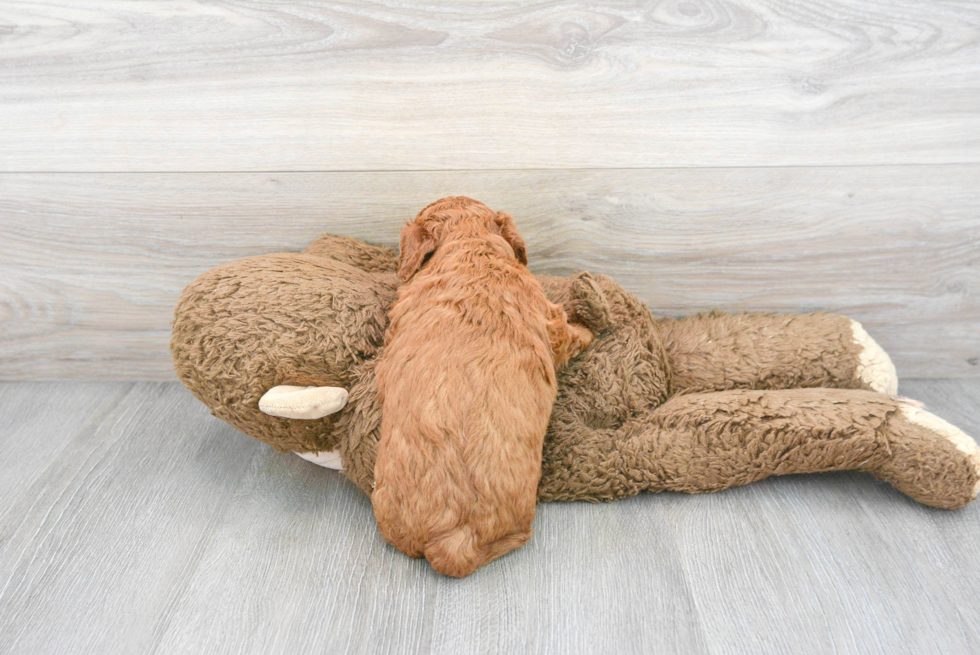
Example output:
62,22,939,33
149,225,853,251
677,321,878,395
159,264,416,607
848,320,899,394
874,401,980,509
538,388,979,510
642,389,979,509
657,312,898,395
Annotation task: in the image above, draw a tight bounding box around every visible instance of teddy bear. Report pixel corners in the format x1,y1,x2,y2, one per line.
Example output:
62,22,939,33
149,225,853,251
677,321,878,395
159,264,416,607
171,204,980,511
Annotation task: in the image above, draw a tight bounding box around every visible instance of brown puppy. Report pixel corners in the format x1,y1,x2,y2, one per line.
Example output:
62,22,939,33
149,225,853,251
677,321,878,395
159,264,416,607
373,197,593,577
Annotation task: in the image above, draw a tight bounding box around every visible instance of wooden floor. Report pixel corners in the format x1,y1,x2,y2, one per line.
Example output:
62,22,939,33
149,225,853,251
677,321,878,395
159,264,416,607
0,378,978,654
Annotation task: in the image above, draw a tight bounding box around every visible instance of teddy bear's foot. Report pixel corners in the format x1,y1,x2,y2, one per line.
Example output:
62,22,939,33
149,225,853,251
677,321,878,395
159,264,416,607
850,320,898,395
873,403,980,509
258,385,349,419
294,449,344,470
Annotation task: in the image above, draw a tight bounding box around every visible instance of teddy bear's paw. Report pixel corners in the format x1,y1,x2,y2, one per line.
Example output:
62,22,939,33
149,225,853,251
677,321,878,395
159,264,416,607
259,385,349,419
568,271,611,333
850,319,898,395
294,449,344,470
880,404,980,509
901,404,980,496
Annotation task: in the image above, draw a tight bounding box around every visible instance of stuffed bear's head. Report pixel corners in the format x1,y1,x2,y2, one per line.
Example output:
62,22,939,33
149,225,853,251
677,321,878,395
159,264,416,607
171,249,398,454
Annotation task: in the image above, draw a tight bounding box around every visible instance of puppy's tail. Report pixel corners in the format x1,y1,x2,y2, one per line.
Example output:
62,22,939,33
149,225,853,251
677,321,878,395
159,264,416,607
424,526,532,578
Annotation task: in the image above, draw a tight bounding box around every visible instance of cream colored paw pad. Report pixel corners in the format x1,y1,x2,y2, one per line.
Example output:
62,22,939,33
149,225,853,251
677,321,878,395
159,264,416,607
259,385,349,419
850,320,899,395
295,449,344,470
901,404,980,498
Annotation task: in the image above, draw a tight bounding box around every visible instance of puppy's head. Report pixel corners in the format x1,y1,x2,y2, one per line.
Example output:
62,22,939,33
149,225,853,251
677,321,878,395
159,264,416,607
397,196,528,282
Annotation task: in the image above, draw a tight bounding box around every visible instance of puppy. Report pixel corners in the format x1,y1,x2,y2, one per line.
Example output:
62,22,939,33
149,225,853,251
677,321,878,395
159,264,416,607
373,197,593,577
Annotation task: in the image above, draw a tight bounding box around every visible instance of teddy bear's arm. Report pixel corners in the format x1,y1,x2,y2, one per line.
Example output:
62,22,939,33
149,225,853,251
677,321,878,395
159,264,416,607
656,312,898,395
302,234,398,273
538,388,980,510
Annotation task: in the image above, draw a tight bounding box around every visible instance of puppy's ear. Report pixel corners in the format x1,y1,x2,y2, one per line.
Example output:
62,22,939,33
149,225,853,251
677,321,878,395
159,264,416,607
494,212,527,265
398,222,437,282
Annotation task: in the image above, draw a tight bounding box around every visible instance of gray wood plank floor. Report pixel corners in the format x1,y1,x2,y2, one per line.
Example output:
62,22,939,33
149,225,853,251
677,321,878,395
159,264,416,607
1,379,978,654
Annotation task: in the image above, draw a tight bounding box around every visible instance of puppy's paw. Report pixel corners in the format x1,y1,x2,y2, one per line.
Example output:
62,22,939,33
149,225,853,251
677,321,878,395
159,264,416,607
259,385,349,419
568,323,595,359
567,271,611,333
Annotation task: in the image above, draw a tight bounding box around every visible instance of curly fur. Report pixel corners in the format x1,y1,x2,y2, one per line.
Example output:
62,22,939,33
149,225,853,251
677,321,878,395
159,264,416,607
372,197,592,577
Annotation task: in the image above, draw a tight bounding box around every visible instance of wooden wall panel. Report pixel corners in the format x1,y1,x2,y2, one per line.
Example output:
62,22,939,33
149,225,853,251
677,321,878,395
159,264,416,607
1,1,979,171
2,167,977,379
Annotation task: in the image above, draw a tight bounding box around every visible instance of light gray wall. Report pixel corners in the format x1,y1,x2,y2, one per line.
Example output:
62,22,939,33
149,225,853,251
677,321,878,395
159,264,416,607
1,1,978,379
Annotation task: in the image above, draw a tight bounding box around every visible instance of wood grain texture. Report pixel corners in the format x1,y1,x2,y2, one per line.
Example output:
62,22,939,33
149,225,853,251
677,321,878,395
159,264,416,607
2,167,978,380
0,379,978,654
0,382,131,522
2,0,979,171
666,377,980,654
0,383,263,654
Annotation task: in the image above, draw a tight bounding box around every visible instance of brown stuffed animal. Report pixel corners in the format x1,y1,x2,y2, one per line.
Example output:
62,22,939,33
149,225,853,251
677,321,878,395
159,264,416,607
171,199,980,551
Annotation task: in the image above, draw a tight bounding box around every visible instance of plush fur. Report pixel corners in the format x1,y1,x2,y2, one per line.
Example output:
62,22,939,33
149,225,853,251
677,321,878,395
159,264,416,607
373,197,592,577
171,199,980,575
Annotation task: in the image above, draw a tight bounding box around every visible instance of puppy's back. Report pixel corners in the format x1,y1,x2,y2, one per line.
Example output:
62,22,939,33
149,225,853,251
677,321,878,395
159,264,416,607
374,276,556,577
